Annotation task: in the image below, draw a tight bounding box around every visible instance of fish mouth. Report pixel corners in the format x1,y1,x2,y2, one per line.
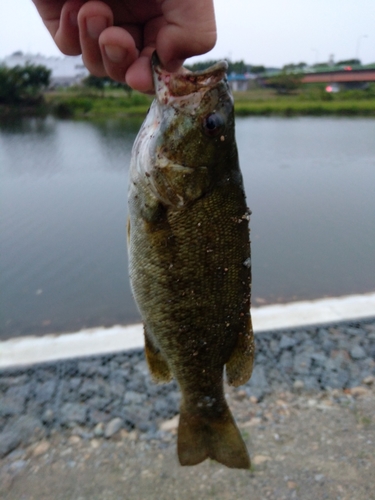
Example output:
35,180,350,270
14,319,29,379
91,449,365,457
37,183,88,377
151,51,228,101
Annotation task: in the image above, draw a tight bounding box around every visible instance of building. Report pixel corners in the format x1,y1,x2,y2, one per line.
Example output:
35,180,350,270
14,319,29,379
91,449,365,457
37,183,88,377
0,52,89,87
227,72,256,91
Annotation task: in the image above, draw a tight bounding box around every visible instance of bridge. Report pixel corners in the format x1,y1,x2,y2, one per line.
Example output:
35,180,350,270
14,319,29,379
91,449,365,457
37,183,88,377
301,69,375,84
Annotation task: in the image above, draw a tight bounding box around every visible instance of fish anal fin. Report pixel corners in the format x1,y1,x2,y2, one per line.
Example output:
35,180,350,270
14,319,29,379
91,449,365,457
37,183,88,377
144,327,172,383
226,317,255,387
177,405,250,470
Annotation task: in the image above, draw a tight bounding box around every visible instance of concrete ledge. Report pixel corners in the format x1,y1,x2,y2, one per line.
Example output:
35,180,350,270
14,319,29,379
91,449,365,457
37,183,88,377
1,292,374,369
252,292,375,331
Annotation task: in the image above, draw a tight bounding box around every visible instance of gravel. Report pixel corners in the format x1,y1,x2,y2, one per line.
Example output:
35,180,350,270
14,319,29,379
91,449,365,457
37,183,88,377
1,386,374,500
0,317,374,458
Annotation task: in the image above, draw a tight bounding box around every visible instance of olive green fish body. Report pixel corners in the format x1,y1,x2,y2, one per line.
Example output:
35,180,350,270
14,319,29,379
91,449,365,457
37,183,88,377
128,53,254,469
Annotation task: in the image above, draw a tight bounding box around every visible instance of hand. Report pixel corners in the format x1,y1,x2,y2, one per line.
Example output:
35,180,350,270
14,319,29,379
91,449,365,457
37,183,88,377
32,0,217,92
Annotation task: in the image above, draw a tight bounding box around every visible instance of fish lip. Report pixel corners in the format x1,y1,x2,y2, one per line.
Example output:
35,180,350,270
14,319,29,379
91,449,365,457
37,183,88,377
151,50,228,99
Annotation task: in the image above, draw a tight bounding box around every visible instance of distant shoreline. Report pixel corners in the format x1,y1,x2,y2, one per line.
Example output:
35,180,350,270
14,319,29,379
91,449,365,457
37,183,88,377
1,90,375,120
234,100,375,116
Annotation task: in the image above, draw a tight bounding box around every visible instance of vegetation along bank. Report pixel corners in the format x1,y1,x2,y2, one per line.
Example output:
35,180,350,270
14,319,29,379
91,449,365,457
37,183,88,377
1,62,375,119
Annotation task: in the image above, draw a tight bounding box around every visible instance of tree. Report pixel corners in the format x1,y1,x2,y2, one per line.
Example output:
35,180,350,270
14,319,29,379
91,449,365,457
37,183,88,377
186,59,253,74
83,74,132,96
83,74,107,92
249,65,266,74
227,60,251,74
185,60,220,72
0,64,51,104
335,59,361,67
109,79,133,95
282,62,307,72
312,62,330,69
266,72,303,94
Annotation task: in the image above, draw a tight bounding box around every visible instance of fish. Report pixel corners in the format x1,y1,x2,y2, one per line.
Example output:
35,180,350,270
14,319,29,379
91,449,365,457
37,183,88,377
127,52,254,469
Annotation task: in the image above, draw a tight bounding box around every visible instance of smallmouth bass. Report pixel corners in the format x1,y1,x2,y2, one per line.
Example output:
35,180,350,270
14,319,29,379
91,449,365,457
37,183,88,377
128,53,254,469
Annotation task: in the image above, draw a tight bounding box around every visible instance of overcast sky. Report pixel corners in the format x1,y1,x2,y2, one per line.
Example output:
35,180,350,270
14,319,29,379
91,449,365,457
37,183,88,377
0,0,373,67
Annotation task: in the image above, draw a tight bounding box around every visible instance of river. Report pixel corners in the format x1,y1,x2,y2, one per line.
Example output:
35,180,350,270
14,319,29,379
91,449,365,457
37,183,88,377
1,116,374,339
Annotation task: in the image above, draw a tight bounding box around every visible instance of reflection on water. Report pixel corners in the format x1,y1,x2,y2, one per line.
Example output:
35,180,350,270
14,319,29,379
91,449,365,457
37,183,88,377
1,116,375,339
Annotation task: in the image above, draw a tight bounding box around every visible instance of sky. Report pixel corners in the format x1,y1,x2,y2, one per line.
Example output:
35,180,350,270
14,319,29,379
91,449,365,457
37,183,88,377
0,0,373,67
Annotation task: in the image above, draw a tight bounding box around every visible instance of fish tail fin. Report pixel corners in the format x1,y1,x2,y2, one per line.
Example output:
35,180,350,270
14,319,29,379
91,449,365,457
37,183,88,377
177,404,250,469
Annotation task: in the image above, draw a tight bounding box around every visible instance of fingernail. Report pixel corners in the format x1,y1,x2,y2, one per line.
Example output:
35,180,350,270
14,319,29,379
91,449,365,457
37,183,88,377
86,16,108,39
104,45,127,63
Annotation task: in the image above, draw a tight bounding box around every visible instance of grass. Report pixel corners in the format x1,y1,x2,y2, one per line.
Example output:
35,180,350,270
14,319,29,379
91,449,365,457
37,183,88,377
2,85,375,119
45,89,153,119
234,99,375,116
232,87,375,116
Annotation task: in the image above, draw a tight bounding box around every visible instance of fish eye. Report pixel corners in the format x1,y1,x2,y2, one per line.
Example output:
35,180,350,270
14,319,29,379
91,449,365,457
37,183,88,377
203,113,225,137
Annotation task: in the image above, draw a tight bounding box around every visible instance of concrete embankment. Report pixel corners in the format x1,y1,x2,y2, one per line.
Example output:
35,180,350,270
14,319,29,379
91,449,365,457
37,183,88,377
0,293,374,458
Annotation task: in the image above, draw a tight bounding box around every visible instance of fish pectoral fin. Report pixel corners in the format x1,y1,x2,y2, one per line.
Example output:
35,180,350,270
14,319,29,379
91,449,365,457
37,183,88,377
153,163,210,208
167,165,210,206
140,191,166,224
226,317,254,387
144,327,172,383
177,405,250,469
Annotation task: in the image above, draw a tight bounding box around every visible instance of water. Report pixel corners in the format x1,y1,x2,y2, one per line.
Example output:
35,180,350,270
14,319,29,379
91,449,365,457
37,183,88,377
1,116,374,339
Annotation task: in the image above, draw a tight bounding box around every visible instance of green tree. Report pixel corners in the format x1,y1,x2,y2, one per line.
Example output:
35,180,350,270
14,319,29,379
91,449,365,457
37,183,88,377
267,72,303,94
83,74,132,96
227,60,251,74
282,62,307,72
186,59,253,74
335,58,361,67
0,64,51,104
185,60,220,72
312,62,330,69
83,74,107,92
249,65,266,74
109,79,133,96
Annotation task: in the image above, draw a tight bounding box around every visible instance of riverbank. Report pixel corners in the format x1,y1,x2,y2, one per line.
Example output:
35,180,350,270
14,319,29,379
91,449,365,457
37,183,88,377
1,312,374,458
1,88,375,119
0,317,374,499
235,99,375,116
1,294,374,496
46,89,375,118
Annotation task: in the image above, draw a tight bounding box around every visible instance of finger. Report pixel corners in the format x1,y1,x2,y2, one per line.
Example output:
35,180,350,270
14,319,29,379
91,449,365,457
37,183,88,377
33,0,85,55
99,27,139,83
157,0,217,71
125,48,155,94
123,16,164,92
77,1,114,76
32,0,66,36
